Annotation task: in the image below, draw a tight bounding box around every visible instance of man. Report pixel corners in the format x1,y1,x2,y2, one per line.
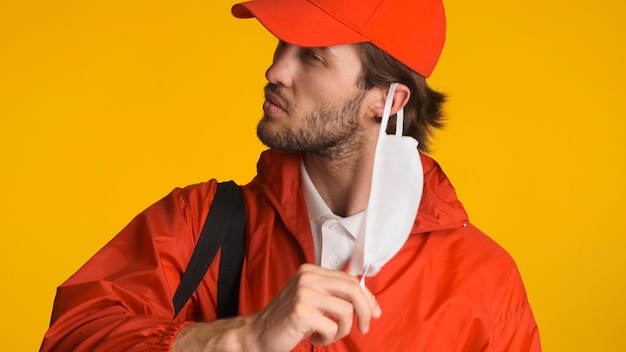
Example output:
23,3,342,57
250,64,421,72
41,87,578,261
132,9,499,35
41,0,541,351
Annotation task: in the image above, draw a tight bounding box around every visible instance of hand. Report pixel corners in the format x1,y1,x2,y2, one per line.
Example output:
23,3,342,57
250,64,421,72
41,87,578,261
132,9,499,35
247,264,382,351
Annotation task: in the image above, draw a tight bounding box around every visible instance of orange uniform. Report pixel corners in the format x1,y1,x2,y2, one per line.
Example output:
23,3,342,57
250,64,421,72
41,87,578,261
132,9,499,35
41,150,540,351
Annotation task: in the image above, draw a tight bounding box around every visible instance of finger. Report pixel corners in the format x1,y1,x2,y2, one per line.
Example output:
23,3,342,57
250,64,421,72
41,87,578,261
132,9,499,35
288,281,354,344
313,294,354,340
291,280,355,341
303,310,340,346
311,273,375,334
296,265,381,333
362,286,382,319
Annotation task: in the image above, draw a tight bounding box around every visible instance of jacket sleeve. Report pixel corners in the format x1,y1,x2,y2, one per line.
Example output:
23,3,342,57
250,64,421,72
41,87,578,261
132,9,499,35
40,180,218,352
487,265,542,351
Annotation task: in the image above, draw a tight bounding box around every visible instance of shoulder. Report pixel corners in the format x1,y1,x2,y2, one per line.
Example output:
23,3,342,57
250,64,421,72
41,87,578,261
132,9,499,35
178,179,219,205
155,179,219,241
423,223,516,273
445,224,532,321
420,223,529,314
456,223,516,268
427,224,540,349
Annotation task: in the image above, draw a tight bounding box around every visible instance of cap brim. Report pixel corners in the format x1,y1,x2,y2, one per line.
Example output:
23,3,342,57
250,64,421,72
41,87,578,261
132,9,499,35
232,0,368,47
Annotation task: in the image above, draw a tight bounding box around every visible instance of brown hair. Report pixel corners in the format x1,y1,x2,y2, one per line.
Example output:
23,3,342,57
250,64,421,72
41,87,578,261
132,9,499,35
355,42,446,153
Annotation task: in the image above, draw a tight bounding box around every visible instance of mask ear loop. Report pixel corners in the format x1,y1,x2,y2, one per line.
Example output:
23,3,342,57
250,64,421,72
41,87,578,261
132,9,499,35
379,83,396,137
396,105,404,137
380,83,404,137
360,82,402,287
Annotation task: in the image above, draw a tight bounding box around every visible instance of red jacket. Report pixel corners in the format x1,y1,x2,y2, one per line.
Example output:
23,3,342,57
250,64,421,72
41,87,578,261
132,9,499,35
41,150,541,351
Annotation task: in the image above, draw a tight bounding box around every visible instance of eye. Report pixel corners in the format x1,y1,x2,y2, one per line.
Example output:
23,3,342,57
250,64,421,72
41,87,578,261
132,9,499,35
301,48,325,65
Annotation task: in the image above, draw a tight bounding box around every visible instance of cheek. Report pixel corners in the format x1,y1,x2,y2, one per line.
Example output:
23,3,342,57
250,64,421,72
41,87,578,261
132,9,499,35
299,72,329,93
293,84,331,109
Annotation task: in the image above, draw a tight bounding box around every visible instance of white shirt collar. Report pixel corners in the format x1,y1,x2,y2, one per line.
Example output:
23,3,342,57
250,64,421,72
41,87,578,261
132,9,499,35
300,160,333,222
300,160,364,239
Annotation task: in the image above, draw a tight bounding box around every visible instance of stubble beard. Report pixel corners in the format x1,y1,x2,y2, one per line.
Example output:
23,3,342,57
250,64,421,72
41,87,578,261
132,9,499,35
257,88,367,164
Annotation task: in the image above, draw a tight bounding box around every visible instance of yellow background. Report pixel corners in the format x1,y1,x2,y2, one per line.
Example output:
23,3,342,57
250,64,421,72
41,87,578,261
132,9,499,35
1,0,624,350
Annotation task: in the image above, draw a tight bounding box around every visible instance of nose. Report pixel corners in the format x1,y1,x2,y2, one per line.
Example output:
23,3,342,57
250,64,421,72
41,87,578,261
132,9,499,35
265,43,295,87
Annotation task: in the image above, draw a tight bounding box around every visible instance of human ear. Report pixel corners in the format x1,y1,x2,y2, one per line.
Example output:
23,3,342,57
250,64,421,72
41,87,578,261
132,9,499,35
369,83,411,117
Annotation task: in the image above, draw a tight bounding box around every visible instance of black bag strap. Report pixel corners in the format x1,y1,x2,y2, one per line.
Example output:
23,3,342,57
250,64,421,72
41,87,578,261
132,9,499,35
172,181,246,319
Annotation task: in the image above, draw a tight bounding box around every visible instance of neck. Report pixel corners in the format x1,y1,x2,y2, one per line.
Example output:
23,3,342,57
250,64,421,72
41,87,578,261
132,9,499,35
303,131,378,217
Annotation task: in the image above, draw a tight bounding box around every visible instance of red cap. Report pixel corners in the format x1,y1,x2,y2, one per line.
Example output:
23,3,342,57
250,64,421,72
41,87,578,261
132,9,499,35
232,0,446,77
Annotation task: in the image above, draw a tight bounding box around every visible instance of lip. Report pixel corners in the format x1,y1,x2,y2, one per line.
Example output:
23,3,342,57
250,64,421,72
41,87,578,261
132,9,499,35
263,91,287,115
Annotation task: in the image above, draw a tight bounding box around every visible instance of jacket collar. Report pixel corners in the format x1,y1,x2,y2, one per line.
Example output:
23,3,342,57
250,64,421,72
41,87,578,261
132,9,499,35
253,149,468,236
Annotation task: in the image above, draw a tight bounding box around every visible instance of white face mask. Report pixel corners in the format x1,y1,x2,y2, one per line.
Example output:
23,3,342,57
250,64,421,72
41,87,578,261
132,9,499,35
349,83,424,279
